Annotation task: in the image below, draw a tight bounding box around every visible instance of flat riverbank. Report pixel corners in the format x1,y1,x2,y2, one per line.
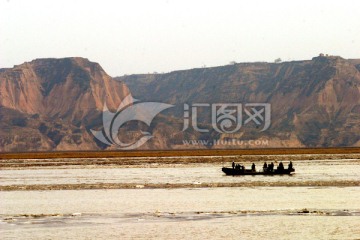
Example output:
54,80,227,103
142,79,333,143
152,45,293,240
1,153,360,169
1,147,360,160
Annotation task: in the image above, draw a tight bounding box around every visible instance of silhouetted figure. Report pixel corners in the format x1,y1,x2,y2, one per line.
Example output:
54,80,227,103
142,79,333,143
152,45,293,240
263,162,268,171
278,162,284,171
232,161,235,169
251,163,256,172
288,161,293,170
269,162,274,172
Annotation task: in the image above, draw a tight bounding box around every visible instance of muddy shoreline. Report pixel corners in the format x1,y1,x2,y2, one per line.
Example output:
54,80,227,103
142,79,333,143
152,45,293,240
1,153,360,169
1,180,360,191
1,148,360,160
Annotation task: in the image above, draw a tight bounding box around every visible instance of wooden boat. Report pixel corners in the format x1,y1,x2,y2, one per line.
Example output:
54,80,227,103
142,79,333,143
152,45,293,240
222,167,295,175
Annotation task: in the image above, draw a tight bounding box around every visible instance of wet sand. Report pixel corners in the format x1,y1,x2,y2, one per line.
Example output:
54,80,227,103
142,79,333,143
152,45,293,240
1,180,359,191
1,153,360,168
1,147,360,160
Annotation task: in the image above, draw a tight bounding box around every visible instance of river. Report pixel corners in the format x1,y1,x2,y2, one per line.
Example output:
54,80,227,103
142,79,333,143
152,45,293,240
0,158,359,239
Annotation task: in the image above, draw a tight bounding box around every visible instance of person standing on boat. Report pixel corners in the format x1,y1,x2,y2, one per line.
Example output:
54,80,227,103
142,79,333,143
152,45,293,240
251,163,256,172
269,162,274,172
232,161,235,169
263,162,268,171
278,162,284,171
288,161,293,170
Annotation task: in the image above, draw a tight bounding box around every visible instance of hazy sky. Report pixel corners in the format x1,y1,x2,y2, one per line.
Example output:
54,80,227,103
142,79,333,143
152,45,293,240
1,0,359,76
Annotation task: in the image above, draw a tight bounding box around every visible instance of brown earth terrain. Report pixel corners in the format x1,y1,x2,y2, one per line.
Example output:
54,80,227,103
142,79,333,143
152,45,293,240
1,147,360,160
1,55,360,151
121,55,360,148
0,58,130,151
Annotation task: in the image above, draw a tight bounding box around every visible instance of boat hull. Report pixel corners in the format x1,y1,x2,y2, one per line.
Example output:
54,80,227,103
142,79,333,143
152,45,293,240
222,167,295,175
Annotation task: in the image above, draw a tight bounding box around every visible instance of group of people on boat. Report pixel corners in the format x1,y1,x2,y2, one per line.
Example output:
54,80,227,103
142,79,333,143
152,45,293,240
232,162,245,171
263,161,293,172
231,161,293,173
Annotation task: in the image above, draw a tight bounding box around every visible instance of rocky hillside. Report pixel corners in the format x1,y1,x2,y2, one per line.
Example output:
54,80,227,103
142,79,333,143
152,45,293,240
1,55,359,152
119,55,360,148
0,58,130,151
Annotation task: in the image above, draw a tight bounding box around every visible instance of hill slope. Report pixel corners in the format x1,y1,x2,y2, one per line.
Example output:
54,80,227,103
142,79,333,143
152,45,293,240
1,55,359,151
119,55,360,147
0,58,130,151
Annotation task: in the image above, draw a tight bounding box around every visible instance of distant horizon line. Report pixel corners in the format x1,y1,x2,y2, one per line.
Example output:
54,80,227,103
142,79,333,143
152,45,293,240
1,54,358,78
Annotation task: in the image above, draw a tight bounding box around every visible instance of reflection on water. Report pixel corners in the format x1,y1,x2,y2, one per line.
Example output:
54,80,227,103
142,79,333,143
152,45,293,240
0,159,359,239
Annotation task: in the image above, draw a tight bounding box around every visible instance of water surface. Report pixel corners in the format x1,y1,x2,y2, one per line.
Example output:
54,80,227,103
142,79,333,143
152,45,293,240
1,158,359,239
